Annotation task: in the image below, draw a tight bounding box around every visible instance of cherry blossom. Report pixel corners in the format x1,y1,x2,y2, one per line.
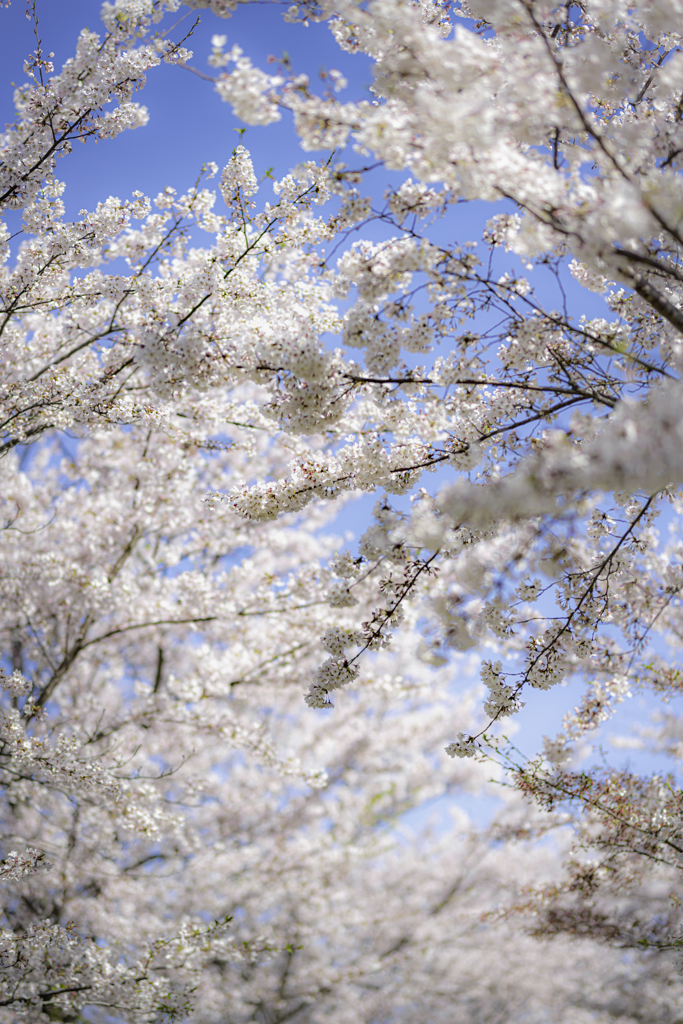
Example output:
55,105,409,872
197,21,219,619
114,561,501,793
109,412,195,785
3,0,683,1016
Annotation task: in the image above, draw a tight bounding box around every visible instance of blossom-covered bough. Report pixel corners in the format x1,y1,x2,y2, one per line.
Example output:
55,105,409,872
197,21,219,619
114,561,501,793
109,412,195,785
3,0,683,1018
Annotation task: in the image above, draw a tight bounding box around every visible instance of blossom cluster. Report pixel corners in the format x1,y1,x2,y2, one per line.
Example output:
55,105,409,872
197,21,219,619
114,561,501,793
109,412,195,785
2,0,683,1016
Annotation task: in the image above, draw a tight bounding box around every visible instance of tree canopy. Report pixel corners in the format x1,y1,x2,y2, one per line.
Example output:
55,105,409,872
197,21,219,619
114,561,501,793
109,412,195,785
2,1,683,1020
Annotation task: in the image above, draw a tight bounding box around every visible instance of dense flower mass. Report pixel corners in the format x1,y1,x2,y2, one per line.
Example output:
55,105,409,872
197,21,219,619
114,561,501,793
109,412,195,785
3,0,683,1020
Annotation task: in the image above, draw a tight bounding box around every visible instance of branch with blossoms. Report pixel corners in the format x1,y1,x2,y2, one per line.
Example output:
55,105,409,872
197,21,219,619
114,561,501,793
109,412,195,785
485,740,683,952
306,548,440,708
1,1,197,214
